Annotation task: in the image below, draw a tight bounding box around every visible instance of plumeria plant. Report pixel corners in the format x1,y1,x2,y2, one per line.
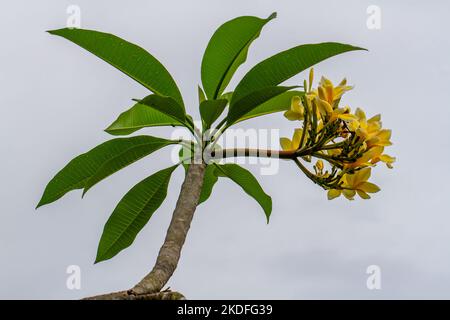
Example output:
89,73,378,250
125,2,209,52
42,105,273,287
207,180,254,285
37,13,393,299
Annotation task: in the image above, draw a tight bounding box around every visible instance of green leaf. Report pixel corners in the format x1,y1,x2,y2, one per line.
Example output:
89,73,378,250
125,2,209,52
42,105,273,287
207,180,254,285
135,94,186,124
105,103,183,136
220,91,233,103
232,42,366,104
199,99,228,129
83,138,175,195
235,90,304,123
201,13,276,99
179,145,193,172
198,86,206,104
95,165,177,263
215,164,272,222
198,165,219,204
227,86,298,125
37,136,174,208
48,28,184,108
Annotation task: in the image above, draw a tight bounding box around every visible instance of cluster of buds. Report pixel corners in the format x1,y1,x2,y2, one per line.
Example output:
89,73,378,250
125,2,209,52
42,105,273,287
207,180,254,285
280,69,395,200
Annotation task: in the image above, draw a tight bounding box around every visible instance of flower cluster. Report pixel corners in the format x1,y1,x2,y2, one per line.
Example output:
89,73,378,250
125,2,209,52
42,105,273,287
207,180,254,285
280,69,395,200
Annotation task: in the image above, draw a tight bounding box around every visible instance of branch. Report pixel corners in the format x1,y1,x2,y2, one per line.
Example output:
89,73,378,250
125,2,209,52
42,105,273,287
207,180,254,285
211,148,296,159
84,289,185,300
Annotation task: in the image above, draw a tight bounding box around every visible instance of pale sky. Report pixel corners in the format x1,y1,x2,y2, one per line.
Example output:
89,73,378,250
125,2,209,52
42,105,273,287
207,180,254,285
1,0,450,299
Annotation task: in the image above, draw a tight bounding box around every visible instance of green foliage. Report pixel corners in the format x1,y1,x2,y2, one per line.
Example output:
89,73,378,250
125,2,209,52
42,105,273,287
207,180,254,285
198,165,219,204
105,102,183,136
37,136,174,208
48,28,184,108
226,86,298,126
235,90,304,123
201,13,276,99
96,165,178,262
200,99,228,129
135,94,186,124
215,164,272,222
40,14,365,261
231,42,366,105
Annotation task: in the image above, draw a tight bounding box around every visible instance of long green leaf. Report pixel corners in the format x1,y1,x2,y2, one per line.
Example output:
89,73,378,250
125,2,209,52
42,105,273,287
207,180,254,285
200,99,228,129
83,138,174,195
37,136,174,207
235,90,304,123
232,42,366,104
227,86,297,125
136,94,186,124
105,103,183,136
198,165,219,204
201,13,276,99
215,164,272,222
48,28,184,108
95,165,177,263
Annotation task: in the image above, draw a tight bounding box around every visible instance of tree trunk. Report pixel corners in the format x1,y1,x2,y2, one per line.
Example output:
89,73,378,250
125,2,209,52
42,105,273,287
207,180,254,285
85,163,206,300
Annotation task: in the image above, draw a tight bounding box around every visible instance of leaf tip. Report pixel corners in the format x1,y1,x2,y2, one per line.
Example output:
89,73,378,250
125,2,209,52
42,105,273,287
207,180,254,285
268,12,277,20
35,196,47,209
94,252,105,264
47,29,63,35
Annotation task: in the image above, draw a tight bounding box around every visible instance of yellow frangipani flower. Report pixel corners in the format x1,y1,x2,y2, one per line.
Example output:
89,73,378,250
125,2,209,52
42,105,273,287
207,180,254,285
283,96,305,121
280,128,303,151
372,153,396,169
318,76,353,106
366,129,393,148
315,97,359,128
345,146,384,169
328,168,380,200
354,108,391,145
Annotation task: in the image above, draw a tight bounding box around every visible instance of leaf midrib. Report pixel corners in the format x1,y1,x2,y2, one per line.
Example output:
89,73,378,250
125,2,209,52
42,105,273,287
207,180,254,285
212,32,260,99
83,141,172,193
98,172,170,260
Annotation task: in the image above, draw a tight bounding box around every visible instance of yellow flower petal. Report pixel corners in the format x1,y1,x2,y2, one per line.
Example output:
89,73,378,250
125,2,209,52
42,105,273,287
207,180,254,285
355,167,371,184
291,96,303,113
327,189,341,200
309,68,314,91
343,173,355,187
377,129,392,142
355,108,366,121
284,110,302,121
359,182,380,193
338,113,357,121
380,154,396,163
317,97,333,115
316,160,324,171
357,190,371,199
342,189,356,200
292,129,303,149
368,114,381,122
280,138,293,151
